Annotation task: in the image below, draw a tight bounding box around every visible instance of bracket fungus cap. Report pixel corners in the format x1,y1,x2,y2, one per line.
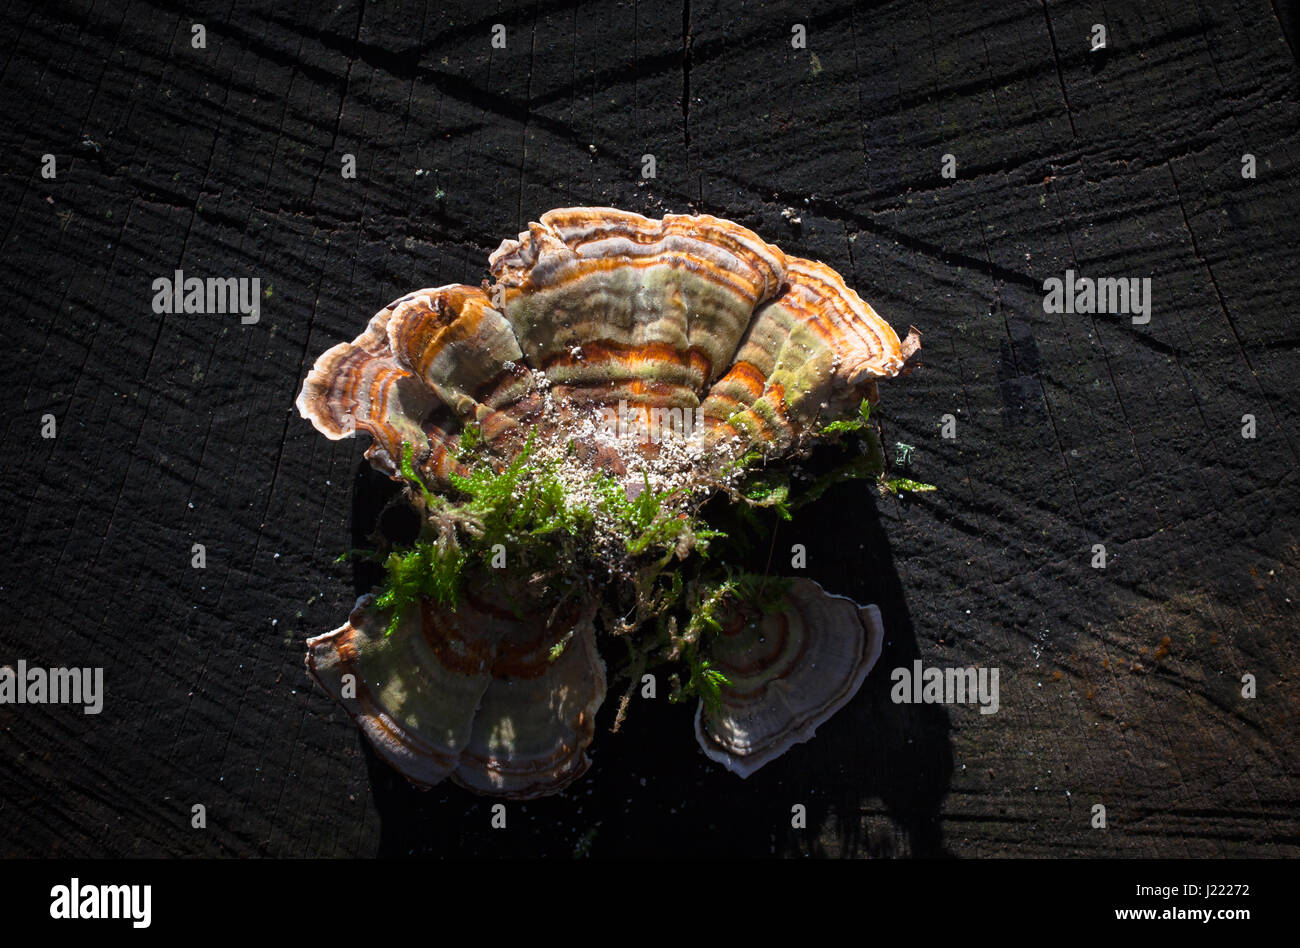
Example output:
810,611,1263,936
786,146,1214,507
306,594,606,798
297,208,913,796
693,579,885,778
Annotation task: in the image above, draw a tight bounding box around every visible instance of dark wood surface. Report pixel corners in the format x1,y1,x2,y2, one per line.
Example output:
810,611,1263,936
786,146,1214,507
1,0,1296,857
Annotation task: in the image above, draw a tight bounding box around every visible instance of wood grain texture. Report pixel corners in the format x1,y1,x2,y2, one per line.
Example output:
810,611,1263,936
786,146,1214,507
0,0,1295,857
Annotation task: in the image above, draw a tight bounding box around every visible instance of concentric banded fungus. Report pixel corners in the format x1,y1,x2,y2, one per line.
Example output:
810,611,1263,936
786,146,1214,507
307,594,604,797
297,207,917,797
694,579,885,778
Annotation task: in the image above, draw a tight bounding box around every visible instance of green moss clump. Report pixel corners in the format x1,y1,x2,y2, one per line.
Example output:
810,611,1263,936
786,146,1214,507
592,473,723,559
457,421,482,454
880,476,938,496
448,431,595,553
684,658,731,711
375,435,726,638
741,473,792,520
357,390,933,698
373,537,466,636
399,442,436,509
817,397,872,435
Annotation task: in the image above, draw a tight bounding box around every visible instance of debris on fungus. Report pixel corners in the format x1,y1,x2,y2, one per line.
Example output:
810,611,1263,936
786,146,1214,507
297,207,922,797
